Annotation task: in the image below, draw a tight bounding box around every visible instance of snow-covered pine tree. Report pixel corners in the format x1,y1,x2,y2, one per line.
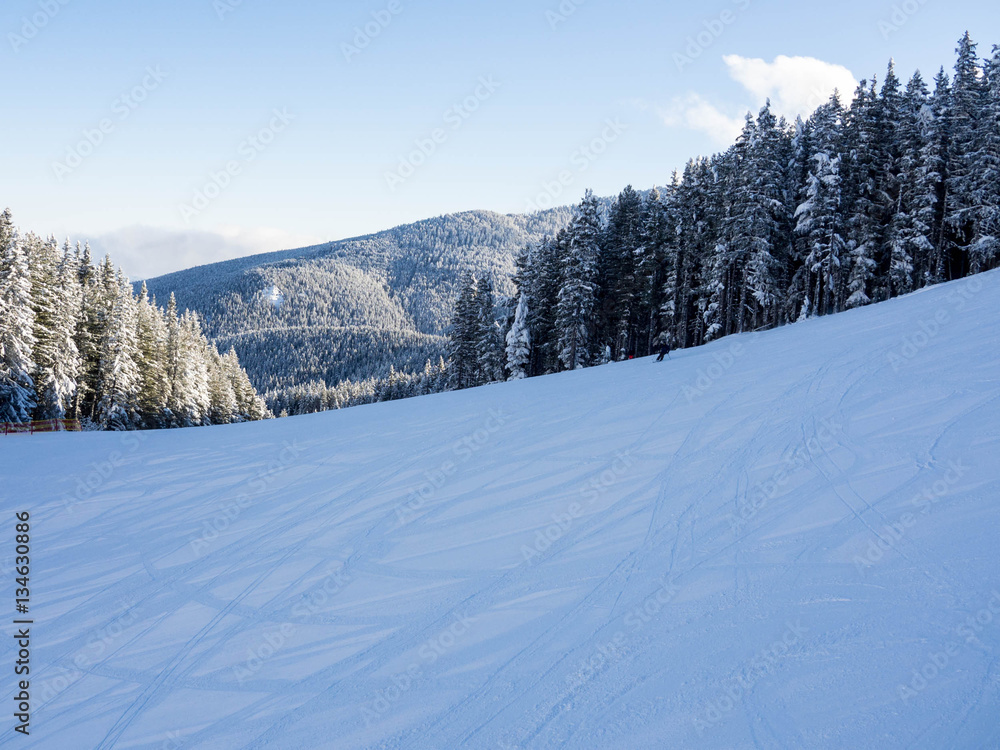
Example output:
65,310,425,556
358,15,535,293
599,185,644,359
225,347,271,421
474,276,505,384
30,235,80,419
505,293,531,380
637,185,673,351
72,242,102,420
971,44,1000,272
920,68,954,284
946,32,987,275
207,347,238,424
886,71,934,297
795,94,848,315
556,190,601,370
181,312,212,426
447,273,480,389
675,159,714,346
532,235,564,374
0,211,36,423
842,80,882,309
135,282,171,427
738,102,791,331
95,275,141,430
54,244,84,418
875,61,912,300
164,300,212,426
164,293,185,425
706,118,752,340
785,116,814,321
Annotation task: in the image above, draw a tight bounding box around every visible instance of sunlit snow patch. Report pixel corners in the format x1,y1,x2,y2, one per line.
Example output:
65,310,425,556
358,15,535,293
264,285,284,311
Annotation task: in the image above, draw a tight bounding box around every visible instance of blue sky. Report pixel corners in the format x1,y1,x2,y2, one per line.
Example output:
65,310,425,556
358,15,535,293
2,0,997,278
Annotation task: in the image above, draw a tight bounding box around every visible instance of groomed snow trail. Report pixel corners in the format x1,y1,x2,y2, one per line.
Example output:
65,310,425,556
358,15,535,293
2,271,999,750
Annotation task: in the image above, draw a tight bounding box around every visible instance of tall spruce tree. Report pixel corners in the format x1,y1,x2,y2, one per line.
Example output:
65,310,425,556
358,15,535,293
95,276,141,430
0,212,36,423
556,190,601,370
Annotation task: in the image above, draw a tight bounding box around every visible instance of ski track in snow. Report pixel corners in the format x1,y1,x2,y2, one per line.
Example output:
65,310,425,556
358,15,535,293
2,271,999,749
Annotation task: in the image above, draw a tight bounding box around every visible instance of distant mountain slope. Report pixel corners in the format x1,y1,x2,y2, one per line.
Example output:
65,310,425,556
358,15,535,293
142,208,574,396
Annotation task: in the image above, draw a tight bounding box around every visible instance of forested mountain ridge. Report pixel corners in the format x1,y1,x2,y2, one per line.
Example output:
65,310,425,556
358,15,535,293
141,208,575,401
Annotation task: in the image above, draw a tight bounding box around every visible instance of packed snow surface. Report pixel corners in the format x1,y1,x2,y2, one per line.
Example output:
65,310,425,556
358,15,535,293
3,271,999,750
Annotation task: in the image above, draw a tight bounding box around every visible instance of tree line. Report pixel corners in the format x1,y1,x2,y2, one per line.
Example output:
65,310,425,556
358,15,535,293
0,209,270,430
449,34,999,384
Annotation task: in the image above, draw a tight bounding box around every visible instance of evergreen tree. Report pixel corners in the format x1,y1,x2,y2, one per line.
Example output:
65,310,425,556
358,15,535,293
841,80,882,309
135,283,170,427
95,276,141,430
73,242,101,420
447,273,480,389
971,44,1000,271
225,347,271,421
923,69,954,283
795,95,847,315
0,211,36,423
505,294,531,380
886,72,934,296
31,237,81,419
598,185,644,358
736,103,791,330
946,33,987,275
556,190,602,370
207,348,238,424
474,276,505,383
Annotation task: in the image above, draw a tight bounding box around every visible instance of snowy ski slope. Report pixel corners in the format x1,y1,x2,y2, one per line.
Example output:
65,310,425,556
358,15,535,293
2,271,999,749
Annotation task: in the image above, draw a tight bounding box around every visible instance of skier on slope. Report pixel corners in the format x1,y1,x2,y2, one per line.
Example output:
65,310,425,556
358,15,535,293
656,342,671,362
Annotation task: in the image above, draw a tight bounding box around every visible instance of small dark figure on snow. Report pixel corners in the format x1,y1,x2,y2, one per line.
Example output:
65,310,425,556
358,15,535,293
656,343,671,362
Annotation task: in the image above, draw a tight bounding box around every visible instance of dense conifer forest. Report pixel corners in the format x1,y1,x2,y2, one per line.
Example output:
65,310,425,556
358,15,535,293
0,211,270,429
446,35,999,388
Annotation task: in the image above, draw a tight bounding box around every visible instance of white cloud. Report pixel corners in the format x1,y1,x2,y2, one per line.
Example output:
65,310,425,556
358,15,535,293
722,54,857,121
659,55,857,145
82,226,326,281
658,94,747,145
